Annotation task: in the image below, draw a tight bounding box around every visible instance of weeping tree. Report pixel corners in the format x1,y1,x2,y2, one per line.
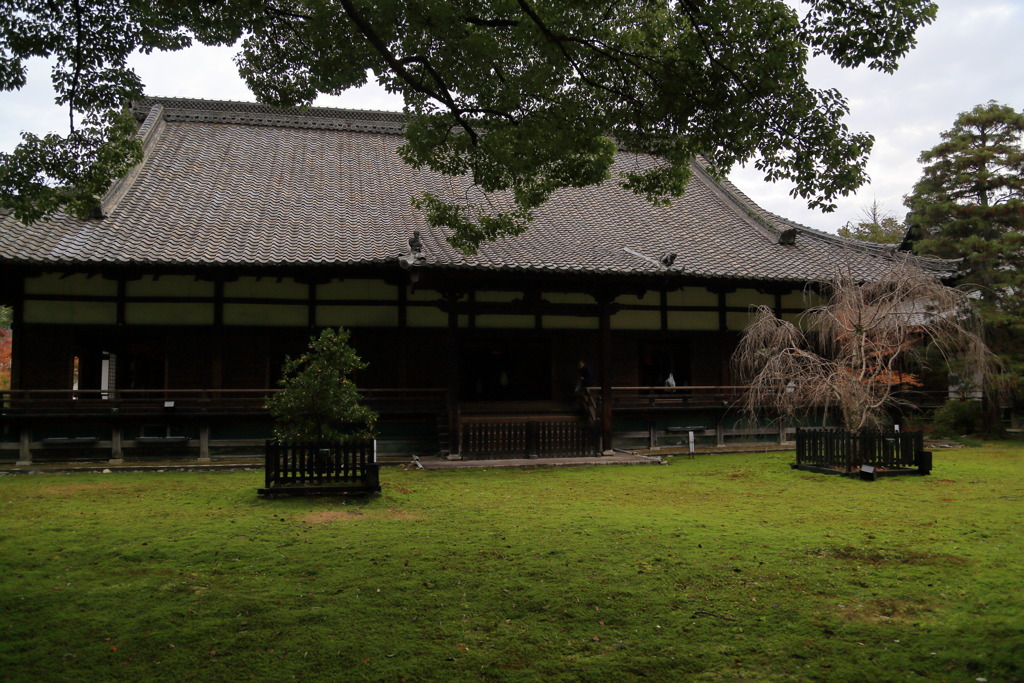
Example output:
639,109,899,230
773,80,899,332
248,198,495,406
267,328,377,443
733,259,992,431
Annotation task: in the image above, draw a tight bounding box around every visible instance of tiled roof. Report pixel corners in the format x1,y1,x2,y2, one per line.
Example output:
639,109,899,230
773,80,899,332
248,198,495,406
0,97,953,283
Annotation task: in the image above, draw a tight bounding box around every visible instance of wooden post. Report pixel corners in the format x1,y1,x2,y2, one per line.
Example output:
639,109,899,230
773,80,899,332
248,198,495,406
446,293,461,456
16,424,31,466
212,280,224,390
109,425,124,464
599,298,613,453
715,412,725,447
397,283,409,387
198,424,211,462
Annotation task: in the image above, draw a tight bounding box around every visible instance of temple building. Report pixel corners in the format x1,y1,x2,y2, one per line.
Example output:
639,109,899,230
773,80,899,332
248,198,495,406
0,98,948,463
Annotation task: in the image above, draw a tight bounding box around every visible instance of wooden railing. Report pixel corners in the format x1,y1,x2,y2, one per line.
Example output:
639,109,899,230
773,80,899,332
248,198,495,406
260,439,380,496
795,428,930,474
593,386,746,410
0,388,448,417
587,386,954,412
459,416,598,459
2,386,953,417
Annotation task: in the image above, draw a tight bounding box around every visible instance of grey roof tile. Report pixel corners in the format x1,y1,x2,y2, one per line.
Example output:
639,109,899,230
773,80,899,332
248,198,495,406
0,97,954,283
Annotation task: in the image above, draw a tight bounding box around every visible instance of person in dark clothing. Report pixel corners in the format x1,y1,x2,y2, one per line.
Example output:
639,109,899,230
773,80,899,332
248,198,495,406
576,360,595,392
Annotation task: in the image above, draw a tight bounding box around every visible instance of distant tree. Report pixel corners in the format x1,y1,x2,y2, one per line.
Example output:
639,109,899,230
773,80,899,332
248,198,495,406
733,259,991,431
837,200,905,244
266,328,377,443
905,101,1024,404
0,0,939,251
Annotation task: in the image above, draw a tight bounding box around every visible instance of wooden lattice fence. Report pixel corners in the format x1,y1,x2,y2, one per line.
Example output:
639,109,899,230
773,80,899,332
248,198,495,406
259,439,380,497
460,418,598,459
794,428,932,479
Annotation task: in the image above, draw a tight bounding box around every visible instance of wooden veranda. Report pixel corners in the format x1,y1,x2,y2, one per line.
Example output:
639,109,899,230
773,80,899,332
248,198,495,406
0,385,951,465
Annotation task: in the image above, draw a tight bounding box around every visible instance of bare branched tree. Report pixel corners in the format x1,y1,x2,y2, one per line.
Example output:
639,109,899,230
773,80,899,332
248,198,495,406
733,258,994,431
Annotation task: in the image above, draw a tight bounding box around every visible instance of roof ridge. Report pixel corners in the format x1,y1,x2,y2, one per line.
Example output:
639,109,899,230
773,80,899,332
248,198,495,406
100,103,167,216
689,161,790,246
132,96,406,132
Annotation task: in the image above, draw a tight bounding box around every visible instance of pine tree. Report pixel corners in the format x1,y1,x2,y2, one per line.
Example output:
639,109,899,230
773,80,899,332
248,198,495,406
266,328,377,443
905,101,1024,407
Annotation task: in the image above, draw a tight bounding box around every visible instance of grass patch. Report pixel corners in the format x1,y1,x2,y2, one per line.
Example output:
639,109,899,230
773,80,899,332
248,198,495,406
1,445,1022,681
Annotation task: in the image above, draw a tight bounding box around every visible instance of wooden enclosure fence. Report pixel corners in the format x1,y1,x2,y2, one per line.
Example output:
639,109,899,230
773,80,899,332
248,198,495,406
795,428,931,476
260,439,380,496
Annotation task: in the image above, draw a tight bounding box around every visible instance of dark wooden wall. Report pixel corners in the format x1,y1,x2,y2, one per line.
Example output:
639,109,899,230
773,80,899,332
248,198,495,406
13,324,739,395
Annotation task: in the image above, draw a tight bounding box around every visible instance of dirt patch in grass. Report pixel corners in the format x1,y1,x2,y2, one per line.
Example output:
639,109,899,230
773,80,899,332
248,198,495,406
811,545,968,566
301,508,421,524
24,482,122,496
837,597,936,624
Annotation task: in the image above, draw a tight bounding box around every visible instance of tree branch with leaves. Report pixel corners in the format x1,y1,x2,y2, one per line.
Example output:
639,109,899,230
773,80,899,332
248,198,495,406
2,0,937,252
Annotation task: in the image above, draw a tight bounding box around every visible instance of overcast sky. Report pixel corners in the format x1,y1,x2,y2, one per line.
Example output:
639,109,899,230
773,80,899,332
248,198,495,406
1,0,1021,234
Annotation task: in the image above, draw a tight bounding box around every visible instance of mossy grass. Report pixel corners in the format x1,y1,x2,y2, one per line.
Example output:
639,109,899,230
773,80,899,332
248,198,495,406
1,444,1022,681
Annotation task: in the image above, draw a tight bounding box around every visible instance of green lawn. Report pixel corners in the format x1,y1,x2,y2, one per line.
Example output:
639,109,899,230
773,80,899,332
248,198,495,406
1,445,1021,682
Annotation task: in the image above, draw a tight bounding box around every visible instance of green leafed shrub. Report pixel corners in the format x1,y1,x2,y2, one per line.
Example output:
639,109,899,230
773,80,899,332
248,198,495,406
928,399,984,438
266,328,377,443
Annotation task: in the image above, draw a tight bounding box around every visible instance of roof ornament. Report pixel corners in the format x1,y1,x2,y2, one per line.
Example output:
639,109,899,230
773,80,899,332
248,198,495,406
399,230,427,270
659,252,677,268
777,228,798,246
409,230,424,254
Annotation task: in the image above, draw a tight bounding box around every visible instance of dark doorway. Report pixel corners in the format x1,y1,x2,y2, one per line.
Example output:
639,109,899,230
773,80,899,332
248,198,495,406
637,340,691,387
461,337,552,401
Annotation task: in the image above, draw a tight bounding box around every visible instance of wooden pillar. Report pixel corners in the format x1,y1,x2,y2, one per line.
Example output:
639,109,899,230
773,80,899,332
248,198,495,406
397,283,409,387
115,278,126,326
110,425,124,463
16,423,31,466
446,293,461,456
198,424,211,462
211,280,224,390
660,288,669,333
599,298,613,453
715,412,725,447
307,281,317,328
